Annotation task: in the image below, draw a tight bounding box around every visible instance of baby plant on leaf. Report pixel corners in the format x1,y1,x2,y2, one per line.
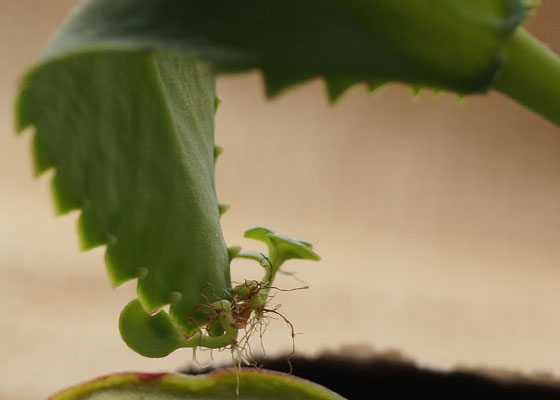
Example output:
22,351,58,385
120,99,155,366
119,226,319,360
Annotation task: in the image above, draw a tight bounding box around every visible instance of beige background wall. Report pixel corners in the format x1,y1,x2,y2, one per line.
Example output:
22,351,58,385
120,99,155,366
2,1,560,398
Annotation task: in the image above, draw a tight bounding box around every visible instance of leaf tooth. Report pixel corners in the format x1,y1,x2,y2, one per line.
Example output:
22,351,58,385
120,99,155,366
367,79,388,94
137,279,168,314
106,233,117,246
456,92,467,104
14,77,38,134
16,76,58,176
104,245,138,287
214,94,223,111
431,88,444,98
168,291,182,305
227,246,241,261
262,69,313,99
218,202,230,216
324,76,357,103
50,169,81,215
77,207,108,250
31,129,56,176
136,267,149,279
410,84,425,97
213,145,224,164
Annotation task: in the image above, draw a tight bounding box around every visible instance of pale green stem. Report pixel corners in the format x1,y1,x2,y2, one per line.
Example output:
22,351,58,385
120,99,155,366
262,245,279,287
494,28,560,127
259,247,283,301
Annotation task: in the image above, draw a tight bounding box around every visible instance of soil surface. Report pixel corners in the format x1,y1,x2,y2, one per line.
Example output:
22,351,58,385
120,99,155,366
186,352,560,399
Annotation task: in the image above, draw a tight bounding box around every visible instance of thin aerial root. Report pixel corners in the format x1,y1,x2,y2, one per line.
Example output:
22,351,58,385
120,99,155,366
231,346,241,395
186,303,219,327
286,356,294,375
198,346,216,363
244,330,257,362
263,307,297,355
188,262,304,380
258,319,267,356
200,282,224,302
191,346,213,368
192,346,198,364
236,343,252,366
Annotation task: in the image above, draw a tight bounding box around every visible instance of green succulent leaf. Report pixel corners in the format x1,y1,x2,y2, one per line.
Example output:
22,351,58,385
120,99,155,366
268,234,321,267
119,299,189,358
42,0,530,94
16,52,230,335
34,0,560,126
24,0,560,123
120,298,239,357
50,371,345,400
244,226,320,268
244,226,277,245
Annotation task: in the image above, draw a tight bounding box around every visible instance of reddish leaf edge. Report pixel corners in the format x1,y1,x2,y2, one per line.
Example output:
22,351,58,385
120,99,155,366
49,370,345,400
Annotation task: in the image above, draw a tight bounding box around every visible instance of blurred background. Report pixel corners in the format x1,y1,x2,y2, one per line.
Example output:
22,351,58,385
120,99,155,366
2,1,560,398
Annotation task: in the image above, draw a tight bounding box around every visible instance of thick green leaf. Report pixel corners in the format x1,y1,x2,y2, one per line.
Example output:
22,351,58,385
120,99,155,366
493,28,560,127
32,0,560,124
50,371,345,400
41,0,530,97
119,299,189,358
16,53,230,335
119,298,239,357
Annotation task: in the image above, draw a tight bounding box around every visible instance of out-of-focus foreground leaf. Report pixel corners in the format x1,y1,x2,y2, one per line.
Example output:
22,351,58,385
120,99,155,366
43,0,532,94
47,0,560,124
49,371,346,400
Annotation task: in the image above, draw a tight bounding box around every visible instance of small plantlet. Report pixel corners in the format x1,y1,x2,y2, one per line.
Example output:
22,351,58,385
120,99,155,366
119,226,319,362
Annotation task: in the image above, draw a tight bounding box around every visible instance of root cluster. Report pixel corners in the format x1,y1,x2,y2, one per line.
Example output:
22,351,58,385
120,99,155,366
190,279,307,376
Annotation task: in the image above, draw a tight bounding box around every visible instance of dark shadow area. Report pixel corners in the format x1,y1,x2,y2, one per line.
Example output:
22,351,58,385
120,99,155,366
184,352,560,399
